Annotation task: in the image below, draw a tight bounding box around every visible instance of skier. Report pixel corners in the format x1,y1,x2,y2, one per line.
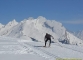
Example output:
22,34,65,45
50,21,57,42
44,33,54,47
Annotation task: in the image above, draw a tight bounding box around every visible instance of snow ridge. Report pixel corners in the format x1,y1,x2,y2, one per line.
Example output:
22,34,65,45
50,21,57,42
73,30,83,40
0,16,83,46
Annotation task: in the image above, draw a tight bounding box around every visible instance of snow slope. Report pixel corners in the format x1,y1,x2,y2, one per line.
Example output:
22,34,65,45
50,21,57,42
0,23,4,30
0,19,18,36
0,36,83,60
73,30,83,40
0,16,83,46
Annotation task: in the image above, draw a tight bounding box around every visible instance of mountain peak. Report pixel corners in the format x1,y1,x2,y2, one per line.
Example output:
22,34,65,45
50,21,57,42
12,19,17,22
6,19,18,26
0,23,3,25
37,16,46,19
0,23,4,28
11,19,18,24
0,17,83,46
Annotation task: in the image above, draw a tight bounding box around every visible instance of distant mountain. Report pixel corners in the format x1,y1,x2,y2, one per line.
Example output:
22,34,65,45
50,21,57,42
73,30,83,40
0,16,83,46
0,19,18,36
0,23,4,29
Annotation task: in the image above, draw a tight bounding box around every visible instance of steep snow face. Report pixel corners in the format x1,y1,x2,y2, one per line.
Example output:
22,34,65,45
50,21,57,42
66,32,83,46
0,19,18,36
0,16,83,46
5,16,66,42
44,20,66,37
79,30,83,40
6,19,18,27
73,30,83,40
0,23,4,29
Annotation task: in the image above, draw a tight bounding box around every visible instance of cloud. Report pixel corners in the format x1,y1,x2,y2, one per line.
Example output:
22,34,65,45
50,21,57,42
63,20,83,24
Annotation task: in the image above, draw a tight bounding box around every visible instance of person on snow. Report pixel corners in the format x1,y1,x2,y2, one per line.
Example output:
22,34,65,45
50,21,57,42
44,33,54,47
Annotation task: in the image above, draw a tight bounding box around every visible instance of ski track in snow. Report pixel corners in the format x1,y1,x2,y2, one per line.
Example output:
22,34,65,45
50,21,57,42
21,42,61,60
0,36,83,60
0,37,34,54
20,41,83,60
0,37,58,60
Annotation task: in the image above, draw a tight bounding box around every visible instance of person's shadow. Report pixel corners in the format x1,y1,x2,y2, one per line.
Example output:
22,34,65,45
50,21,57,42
30,37,38,42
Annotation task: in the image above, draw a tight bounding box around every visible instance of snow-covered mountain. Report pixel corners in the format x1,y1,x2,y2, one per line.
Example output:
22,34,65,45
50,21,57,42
73,30,83,40
0,16,83,46
0,23,4,29
0,19,18,36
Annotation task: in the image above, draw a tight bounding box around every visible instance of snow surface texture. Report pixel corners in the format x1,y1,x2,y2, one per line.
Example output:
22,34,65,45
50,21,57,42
0,36,83,60
0,16,83,46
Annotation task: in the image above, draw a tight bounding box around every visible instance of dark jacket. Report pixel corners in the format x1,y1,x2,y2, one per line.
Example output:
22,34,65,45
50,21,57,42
44,33,54,40
45,33,52,39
